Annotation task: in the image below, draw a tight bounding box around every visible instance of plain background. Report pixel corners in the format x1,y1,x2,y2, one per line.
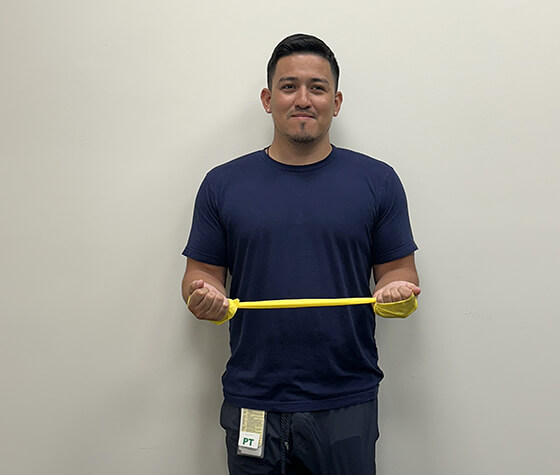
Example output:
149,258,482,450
1,1,559,474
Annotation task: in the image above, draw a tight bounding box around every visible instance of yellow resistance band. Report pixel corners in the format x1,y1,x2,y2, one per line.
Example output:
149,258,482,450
212,294,418,325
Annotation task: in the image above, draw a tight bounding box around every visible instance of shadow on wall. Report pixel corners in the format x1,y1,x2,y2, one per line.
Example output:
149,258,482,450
184,303,231,474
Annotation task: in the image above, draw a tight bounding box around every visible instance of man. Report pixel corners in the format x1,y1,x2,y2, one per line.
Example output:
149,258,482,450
182,33,420,475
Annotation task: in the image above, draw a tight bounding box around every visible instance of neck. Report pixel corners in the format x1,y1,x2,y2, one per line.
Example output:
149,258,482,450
267,136,333,166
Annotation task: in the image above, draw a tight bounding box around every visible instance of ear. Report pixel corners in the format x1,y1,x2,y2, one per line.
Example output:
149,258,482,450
333,91,343,117
260,88,272,113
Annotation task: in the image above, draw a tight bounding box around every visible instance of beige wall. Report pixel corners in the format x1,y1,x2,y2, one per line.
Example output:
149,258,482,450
1,1,559,473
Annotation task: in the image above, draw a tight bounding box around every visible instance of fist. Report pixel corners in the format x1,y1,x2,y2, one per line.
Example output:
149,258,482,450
374,281,421,303
187,280,230,321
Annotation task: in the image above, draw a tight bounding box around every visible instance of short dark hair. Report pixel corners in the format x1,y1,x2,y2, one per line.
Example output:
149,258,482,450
267,33,340,91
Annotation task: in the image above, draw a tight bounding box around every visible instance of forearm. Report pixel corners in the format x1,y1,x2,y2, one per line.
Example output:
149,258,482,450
182,259,227,304
181,259,229,321
182,269,226,303
372,254,420,303
373,267,419,293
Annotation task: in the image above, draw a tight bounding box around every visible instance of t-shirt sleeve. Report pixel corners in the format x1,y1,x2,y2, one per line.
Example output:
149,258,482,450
371,168,418,264
182,175,228,266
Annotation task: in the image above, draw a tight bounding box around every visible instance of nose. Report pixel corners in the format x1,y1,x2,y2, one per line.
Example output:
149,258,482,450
294,86,312,108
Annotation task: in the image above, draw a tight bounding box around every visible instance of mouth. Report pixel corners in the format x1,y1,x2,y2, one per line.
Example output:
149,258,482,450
290,113,315,119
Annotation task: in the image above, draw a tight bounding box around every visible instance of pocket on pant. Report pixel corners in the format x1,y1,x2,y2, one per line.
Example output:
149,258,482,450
219,400,240,433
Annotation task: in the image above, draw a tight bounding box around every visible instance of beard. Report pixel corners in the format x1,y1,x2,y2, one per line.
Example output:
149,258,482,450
289,134,316,144
286,123,318,144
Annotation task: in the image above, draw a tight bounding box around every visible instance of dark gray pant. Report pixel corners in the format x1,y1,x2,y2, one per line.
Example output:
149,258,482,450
220,398,379,475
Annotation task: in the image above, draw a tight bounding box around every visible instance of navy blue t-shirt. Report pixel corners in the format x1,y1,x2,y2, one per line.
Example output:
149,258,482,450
183,146,417,412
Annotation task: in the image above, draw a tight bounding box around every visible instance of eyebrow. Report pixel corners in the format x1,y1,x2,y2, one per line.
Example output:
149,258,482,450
277,76,331,85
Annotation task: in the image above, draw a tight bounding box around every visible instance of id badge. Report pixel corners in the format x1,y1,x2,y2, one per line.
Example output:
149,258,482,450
237,408,266,458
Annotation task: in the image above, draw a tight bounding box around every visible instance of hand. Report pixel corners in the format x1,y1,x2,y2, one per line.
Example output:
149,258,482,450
187,280,230,321
373,281,421,303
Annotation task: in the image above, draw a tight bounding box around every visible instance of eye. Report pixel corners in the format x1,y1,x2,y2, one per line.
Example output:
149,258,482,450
281,84,296,91
311,84,327,92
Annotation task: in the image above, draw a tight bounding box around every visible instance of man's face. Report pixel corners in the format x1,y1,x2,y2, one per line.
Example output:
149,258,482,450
261,54,342,145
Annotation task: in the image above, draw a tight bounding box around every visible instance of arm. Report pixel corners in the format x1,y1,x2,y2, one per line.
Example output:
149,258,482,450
182,257,229,321
373,253,420,303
